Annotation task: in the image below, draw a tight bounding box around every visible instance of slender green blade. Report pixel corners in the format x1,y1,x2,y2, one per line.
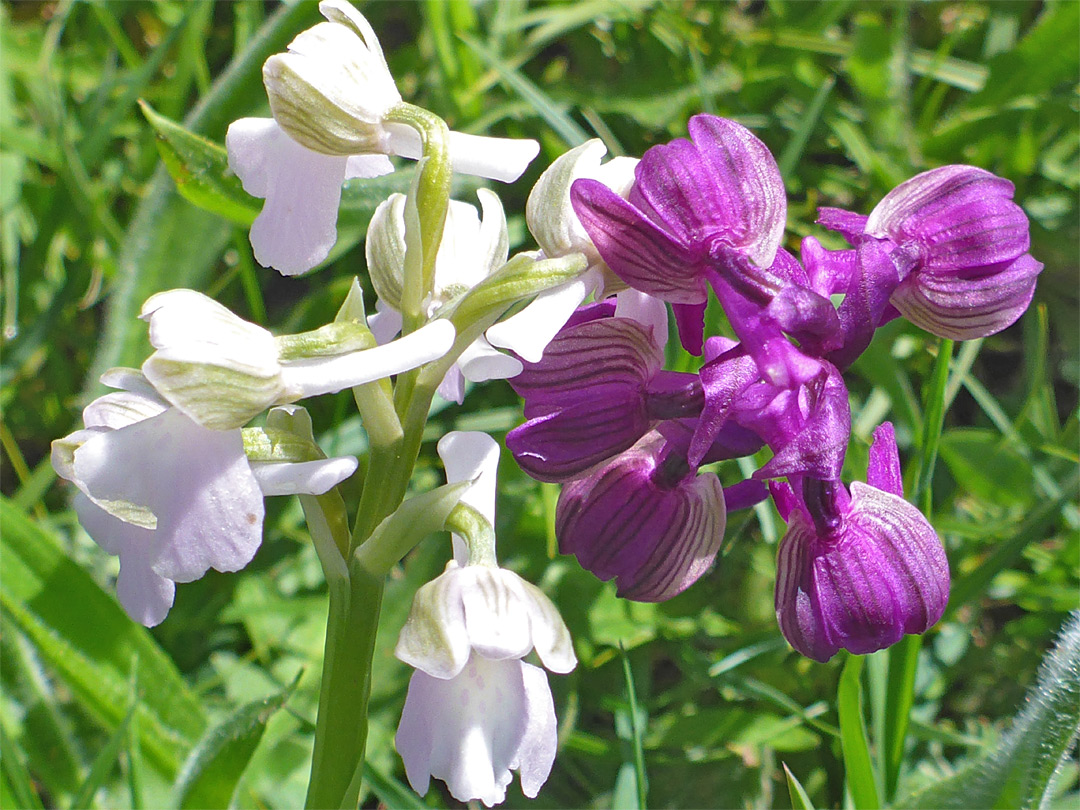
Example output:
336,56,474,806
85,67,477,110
139,100,259,226
838,654,880,810
69,706,136,810
0,724,45,810
783,763,817,810
0,499,207,777
172,680,296,810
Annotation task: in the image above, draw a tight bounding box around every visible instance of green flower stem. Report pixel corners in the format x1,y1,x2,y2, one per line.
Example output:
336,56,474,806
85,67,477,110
383,102,451,336
304,568,384,810
444,502,497,567
305,105,454,809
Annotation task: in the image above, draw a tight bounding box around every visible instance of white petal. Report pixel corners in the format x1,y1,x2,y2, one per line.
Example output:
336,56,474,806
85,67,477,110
52,428,105,485
384,124,540,183
73,493,175,627
250,456,357,496
367,301,403,344
615,288,669,351
460,568,533,661
435,199,486,291
395,656,538,807
82,390,168,430
226,118,349,276
513,662,558,798
476,188,510,275
73,409,264,582
99,368,165,400
436,363,466,405
458,337,523,384
278,319,455,397
514,576,578,674
485,270,598,363
395,562,472,678
437,431,500,528
140,290,278,362
345,153,394,179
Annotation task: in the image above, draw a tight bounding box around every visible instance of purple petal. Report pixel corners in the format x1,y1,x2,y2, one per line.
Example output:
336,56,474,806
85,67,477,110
571,179,706,303
691,350,760,468
672,301,706,356
866,422,903,498
556,438,726,602
827,238,902,368
816,207,869,246
890,252,1041,340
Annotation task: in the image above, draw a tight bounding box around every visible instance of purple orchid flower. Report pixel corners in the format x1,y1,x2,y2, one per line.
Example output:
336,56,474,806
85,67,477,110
508,304,700,483
571,114,837,388
772,423,949,662
555,431,727,602
820,165,1042,341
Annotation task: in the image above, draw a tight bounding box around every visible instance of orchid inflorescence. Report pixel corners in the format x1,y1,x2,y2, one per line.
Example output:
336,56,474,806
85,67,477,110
52,1,1041,806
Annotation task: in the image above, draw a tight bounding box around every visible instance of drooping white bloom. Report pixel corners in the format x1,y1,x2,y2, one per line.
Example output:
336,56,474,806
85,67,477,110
366,191,522,404
394,432,576,806
51,371,357,627
139,289,455,429
487,138,639,362
227,0,540,276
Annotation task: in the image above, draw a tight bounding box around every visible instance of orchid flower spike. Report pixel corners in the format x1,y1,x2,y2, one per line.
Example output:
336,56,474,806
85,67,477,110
227,0,539,275
51,371,356,626
556,430,727,602
484,140,641,362
773,423,949,662
394,432,576,806
366,190,522,403
139,289,454,429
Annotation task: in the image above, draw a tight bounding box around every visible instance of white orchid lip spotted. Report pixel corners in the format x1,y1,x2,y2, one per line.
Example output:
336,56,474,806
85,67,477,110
227,0,540,276
51,371,357,627
139,289,455,429
366,191,523,404
393,432,576,806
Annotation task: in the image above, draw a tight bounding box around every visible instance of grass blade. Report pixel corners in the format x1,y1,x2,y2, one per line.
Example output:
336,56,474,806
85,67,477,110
783,763,817,810
837,654,880,810
69,706,136,810
620,645,648,810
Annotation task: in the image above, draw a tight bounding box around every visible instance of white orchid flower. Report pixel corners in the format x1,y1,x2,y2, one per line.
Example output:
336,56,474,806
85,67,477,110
393,432,576,806
366,190,522,404
139,289,455,429
487,138,640,362
227,0,539,276
51,371,357,627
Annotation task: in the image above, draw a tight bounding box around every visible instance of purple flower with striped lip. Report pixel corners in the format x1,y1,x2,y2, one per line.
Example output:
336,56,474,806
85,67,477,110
772,423,949,662
555,431,726,602
820,165,1042,341
571,114,833,388
508,302,700,483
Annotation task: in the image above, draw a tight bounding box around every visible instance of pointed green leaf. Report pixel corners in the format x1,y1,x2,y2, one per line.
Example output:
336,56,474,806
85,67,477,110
783,763,817,810
172,679,297,810
139,100,259,227
897,611,1080,810
0,499,207,778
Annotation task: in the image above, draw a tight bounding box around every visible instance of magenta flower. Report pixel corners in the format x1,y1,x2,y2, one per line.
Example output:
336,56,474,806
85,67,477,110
773,423,950,661
555,432,726,602
508,307,700,482
820,165,1042,341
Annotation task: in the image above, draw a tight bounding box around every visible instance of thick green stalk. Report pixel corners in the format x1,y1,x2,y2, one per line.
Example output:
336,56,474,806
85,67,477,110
304,571,384,810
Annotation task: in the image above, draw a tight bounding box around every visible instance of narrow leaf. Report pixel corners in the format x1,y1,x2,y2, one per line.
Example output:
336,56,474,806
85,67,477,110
897,611,1080,809
69,706,136,810
838,654,881,810
783,763,817,810
172,680,296,810
0,724,44,810
139,100,259,226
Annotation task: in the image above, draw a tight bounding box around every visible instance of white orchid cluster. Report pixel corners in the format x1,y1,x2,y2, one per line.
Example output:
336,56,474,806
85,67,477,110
53,1,644,805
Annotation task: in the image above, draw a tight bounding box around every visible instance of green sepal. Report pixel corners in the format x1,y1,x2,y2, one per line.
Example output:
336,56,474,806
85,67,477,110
142,357,284,431
138,100,259,226
275,321,376,361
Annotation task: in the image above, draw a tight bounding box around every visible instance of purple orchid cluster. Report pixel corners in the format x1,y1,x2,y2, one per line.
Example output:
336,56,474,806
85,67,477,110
508,115,1041,662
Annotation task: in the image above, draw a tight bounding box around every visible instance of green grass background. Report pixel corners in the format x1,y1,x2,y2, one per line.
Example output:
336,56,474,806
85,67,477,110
2,1,1077,808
